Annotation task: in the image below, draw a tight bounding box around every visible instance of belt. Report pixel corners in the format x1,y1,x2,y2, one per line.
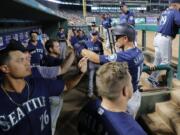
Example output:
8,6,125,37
156,33,172,39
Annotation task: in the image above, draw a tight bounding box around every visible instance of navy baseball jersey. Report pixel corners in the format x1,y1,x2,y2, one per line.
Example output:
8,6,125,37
78,99,147,135
157,8,180,38
0,78,64,135
81,35,88,41
57,32,66,41
70,36,84,47
102,17,112,29
27,41,45,65
42,55,63,67
30,66,59,79
120,11,135,26
85,40,104,55
100,47,144,92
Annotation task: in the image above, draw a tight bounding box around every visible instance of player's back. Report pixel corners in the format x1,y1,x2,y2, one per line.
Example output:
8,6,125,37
157,8,180,38
117,47,144,92
78,99,147,135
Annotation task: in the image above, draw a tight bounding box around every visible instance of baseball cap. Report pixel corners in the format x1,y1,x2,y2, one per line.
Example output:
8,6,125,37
91,22,96,27
119,1,126,7
169,0,180,3
29,30,39,36
77,29,82,33
91,31,98,36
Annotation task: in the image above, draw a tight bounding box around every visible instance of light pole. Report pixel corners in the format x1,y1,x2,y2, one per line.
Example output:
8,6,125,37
82,0,87,18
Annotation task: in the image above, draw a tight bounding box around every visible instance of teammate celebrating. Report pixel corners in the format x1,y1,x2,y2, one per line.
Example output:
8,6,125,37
147,0,180,87
80,24,144,117
0,43,87,135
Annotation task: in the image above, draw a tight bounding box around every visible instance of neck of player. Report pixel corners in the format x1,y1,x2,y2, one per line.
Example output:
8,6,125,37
2,77,26,93
50,53,59,58
124,42,134,50
101,98,127,112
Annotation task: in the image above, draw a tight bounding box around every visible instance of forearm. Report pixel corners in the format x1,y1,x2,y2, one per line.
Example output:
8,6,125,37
59,52,75,75
81,49,100,63
64,72,84,91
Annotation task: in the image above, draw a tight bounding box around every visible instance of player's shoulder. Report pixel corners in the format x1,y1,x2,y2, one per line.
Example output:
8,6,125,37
26,77,45,84
81,99,101,112
26,77,64,88
135,47,142,52
165,8,178,15
125,47,143,57
128,10,134,16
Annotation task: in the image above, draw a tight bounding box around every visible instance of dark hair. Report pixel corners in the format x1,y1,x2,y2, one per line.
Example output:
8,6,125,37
29,31,39,37
45,39,58,53
0,49,10,66
77,29,82,33
0,40,26,65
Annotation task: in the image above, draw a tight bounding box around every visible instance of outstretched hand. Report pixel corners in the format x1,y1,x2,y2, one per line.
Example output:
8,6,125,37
78,57,88,73
146,63,156,70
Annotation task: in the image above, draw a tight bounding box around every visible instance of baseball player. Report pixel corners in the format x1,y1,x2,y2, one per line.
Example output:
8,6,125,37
84,31,104,97
27,31,45,66
101,14,112,49
119,1,135,26
80,24,144,117
0,41,87,135
147,0,180,87
78,62,147,135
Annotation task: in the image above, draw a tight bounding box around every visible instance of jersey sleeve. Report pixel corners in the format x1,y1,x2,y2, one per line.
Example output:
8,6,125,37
174,10,180,27
99,53,118,64
45,79,65,96
128,12,135,25
37,66,59,79
99,43,104,55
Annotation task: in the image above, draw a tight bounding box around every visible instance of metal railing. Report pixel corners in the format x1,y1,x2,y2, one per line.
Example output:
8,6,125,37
135,24,180,80
143,64,173,89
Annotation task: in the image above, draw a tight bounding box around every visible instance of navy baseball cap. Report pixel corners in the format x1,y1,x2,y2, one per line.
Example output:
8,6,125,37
91,22,96,27
91,31,98,36
119,1,126,7
169,0,180,3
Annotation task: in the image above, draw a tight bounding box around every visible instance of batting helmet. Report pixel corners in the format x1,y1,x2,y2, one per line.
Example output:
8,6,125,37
112,24,136,42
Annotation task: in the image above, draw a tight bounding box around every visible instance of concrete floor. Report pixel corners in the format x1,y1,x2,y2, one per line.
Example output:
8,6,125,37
55,75,90,135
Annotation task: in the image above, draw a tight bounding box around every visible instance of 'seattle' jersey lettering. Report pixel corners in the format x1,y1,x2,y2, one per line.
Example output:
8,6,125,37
0,78,64,135
0,97,47,131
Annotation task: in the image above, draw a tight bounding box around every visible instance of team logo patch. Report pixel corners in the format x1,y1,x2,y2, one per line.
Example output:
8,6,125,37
98,107,104,115
129,16,134,20
107,54,117,62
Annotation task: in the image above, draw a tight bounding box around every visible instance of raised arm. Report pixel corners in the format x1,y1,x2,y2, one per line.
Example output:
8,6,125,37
60,48,75,75
81,49,100,64
63,57,88,91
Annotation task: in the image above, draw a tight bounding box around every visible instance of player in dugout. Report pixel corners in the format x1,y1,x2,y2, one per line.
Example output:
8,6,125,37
76,23,144,118
0,41,87,135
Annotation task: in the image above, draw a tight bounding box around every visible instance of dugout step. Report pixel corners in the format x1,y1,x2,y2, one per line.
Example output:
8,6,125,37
171,89,180,106
172,79,180,88
140,89,180,135
141,112,174,135
155,101,180,135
